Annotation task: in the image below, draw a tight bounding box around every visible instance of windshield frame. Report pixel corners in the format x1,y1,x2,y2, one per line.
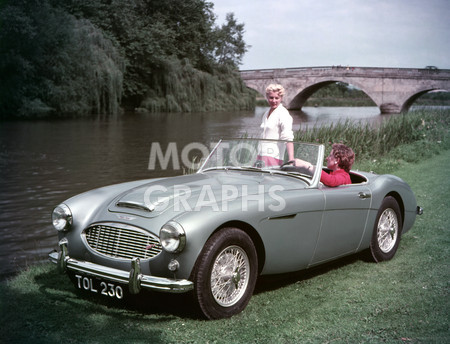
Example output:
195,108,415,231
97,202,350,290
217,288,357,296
197,139,325,187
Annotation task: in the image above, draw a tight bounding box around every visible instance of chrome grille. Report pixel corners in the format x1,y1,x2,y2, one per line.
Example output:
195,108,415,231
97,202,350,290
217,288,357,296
84,223,162,260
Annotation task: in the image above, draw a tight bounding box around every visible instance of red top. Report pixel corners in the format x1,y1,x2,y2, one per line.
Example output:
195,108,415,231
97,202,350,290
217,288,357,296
320,169,351,187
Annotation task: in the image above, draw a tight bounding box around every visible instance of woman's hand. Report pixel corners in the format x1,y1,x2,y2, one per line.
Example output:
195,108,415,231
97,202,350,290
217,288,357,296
293,158,307,167
294,158,314,171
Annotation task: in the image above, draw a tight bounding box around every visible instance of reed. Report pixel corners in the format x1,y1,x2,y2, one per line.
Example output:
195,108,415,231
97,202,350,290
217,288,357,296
295,108,450,163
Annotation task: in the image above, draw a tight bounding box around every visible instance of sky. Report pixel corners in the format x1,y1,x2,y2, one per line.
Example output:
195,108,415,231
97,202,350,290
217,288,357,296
211,0,450,70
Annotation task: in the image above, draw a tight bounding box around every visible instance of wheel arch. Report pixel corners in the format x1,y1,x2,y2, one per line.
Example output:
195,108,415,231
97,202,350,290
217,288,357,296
384,191,405,228
213,220,266,275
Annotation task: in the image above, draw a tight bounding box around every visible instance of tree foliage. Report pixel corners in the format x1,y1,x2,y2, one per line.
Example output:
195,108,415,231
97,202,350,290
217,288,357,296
213,13,248,67
0,0,124,117
0,0,252,118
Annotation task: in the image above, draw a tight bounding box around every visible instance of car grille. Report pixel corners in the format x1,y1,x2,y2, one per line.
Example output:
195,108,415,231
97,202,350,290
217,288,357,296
83,223,162,260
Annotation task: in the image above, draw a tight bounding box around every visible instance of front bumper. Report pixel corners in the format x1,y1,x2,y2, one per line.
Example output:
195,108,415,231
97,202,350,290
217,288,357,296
48,239,193,294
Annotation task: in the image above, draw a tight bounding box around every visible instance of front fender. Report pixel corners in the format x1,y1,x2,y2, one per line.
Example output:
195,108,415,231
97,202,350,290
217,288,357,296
61,179,161,237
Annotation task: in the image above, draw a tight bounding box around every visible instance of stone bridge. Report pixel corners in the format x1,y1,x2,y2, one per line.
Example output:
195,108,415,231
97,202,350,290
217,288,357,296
240,66,450,113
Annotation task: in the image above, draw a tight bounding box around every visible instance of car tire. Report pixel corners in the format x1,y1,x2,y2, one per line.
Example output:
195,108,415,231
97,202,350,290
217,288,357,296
192,227,258,319
369,196,403,262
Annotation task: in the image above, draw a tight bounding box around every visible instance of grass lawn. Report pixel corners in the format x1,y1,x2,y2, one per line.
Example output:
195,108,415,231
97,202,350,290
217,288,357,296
1,150,449,344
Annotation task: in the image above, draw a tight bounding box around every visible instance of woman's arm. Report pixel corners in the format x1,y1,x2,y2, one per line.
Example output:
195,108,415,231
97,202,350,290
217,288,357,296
294,158,315,172
320,170,351,187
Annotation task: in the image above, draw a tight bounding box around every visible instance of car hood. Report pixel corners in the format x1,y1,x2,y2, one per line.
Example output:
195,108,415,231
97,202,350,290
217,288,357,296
108,170,303,218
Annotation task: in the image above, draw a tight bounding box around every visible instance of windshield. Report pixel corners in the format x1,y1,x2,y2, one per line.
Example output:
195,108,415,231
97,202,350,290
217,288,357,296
198,139,324,184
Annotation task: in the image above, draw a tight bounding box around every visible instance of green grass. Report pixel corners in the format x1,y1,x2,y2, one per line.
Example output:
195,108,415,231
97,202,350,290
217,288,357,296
1,109,449,343
1,150,448,343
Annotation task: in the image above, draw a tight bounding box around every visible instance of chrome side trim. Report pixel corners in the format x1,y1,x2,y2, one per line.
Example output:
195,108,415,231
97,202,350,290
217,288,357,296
48,251,193,293
267,214,297,220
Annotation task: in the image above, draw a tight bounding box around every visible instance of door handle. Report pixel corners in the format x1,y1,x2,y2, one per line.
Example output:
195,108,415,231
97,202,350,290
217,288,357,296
358,192,371,199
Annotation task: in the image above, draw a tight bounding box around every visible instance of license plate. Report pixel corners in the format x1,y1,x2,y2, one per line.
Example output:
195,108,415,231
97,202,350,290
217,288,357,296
74,274,124,299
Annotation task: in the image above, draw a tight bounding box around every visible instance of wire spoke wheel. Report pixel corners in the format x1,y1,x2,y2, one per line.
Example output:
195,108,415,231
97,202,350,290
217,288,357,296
192,227,258,319
210,245,250,307
370,196,403,262
377,208,399,253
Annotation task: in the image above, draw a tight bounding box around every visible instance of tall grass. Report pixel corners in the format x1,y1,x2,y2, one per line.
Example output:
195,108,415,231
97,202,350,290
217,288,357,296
295,108,450,164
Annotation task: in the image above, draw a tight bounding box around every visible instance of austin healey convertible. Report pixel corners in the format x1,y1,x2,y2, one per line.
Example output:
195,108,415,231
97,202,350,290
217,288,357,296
49,139,422,319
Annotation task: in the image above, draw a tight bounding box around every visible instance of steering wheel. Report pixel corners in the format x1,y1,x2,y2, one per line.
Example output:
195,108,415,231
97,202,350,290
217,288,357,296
280,160,295,168
280,160,313,176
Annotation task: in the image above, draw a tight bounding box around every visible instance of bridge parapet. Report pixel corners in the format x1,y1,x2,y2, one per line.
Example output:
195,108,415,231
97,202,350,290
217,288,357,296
240,66,450,113
241,66,450,80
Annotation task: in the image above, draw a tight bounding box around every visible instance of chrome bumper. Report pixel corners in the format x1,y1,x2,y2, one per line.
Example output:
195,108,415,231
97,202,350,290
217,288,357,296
48,240,193,294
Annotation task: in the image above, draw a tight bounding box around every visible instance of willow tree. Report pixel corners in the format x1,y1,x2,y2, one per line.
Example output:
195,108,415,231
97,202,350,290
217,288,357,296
0,0,124,118
0,0,253,117
58,0,253,112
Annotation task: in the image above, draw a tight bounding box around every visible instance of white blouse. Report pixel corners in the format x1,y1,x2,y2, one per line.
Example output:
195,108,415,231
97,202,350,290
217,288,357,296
259,104,294,159
260,104,294,141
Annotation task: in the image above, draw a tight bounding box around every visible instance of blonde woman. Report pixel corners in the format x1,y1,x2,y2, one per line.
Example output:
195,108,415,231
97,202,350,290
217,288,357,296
258,84,294,166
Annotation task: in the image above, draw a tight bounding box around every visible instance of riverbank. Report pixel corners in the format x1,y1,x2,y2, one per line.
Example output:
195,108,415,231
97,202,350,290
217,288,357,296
1,108,449,343
297,108,450,170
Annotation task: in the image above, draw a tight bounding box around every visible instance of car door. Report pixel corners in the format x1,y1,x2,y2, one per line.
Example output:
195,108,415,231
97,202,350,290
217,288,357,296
310,183,372,266
257,188,325,274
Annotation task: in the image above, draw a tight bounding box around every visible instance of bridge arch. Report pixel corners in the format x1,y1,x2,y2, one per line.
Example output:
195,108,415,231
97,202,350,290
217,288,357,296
401,87,449,113
287,78,376,110
240,66,450,114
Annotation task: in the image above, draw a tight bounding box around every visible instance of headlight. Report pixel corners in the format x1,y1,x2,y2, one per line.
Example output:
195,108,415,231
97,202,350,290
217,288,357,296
52,204,73,231
159,221,186,253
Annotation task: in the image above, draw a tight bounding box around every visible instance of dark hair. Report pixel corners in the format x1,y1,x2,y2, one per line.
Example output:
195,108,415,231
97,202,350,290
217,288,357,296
332,143,355,172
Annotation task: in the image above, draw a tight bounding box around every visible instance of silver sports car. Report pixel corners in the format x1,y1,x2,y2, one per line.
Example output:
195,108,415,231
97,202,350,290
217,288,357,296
49,139,422,319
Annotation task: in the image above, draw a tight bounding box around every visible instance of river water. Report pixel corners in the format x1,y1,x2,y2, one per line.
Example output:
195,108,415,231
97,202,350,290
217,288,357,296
0,106,394,279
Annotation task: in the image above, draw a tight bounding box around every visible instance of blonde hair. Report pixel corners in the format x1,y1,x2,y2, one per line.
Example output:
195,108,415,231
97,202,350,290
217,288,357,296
265,84,285,98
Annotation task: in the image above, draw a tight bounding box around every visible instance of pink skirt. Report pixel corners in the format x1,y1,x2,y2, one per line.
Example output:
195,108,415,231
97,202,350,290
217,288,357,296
257,155,283,167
